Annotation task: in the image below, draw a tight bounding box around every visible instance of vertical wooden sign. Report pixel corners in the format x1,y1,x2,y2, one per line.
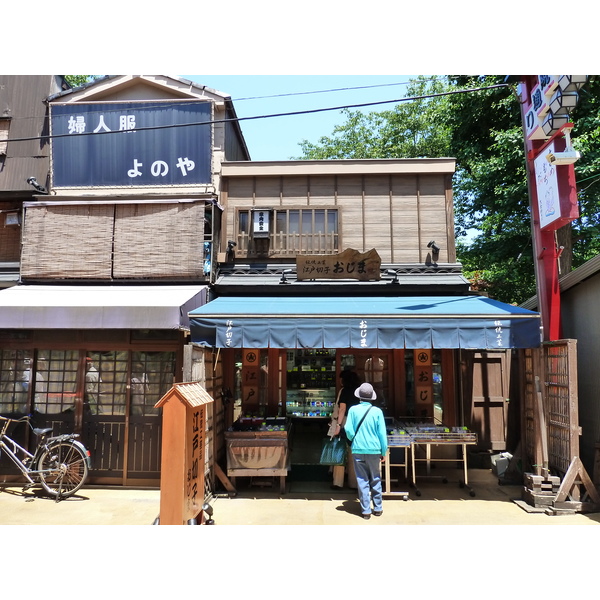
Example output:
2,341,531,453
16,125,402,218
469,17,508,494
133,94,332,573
242,349,260,413
415,349,434,419
185,405,205,521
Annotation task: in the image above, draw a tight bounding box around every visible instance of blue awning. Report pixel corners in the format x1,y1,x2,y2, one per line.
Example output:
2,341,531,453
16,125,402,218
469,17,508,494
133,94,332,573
189,295,541,349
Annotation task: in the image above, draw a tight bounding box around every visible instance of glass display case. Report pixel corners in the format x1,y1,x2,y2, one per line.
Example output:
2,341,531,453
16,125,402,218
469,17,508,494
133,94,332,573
286,349,336,389
286,349,336,418
286,388,336,417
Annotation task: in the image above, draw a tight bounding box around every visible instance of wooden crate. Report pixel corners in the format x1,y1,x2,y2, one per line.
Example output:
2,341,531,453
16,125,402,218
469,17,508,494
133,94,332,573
522,487,556,507
523,473,561,494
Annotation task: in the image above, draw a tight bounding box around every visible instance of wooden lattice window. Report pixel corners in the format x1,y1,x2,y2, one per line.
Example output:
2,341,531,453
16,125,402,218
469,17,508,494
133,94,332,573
237,208,338,256
0,349,32,414
34,350,79,415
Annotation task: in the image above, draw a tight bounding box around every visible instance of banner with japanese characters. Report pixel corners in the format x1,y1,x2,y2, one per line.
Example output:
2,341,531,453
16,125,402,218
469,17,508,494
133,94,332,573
50,101,212,187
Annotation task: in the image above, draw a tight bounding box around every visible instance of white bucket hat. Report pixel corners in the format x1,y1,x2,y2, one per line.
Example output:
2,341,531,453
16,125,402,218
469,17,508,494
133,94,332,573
355,382,377,400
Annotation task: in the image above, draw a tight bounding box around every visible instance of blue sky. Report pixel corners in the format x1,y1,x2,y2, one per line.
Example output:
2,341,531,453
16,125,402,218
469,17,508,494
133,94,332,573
183,75,415,161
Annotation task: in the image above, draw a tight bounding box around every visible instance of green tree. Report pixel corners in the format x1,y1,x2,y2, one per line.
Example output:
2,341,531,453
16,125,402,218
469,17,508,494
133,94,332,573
568,77,600,265
444,75,536,304
296,75,600,306
64,75,99,87
448,75,600,304
296,76,452,160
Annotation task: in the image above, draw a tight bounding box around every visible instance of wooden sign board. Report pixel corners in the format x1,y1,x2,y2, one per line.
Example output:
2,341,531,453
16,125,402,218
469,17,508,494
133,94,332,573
185,405,205,521
156,382,214,525
242,349,260,412
415,349,433,419
296,248,381,281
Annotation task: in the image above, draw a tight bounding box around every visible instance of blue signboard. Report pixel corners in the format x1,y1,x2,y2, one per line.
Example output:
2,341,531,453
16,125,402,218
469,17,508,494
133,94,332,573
50,101,212,187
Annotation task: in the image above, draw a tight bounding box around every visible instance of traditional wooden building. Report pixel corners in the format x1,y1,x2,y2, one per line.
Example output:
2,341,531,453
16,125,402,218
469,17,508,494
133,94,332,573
1,77,547,498
189,159,541,491
0,75,249,487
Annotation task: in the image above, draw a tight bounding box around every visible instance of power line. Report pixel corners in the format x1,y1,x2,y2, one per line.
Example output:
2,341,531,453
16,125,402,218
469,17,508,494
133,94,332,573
6,78,435,126
3,83,510,145
228,78,433,102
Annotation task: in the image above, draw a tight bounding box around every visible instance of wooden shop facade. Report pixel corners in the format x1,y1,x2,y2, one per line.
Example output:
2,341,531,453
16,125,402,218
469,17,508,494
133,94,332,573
188,159,541,494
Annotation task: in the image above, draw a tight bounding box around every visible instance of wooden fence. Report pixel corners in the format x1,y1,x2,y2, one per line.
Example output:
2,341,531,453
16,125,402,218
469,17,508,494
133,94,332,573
522,339,579,476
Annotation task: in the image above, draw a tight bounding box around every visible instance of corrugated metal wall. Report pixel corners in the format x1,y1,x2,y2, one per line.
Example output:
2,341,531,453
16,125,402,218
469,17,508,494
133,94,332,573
0,75,65,193
561,275,600,475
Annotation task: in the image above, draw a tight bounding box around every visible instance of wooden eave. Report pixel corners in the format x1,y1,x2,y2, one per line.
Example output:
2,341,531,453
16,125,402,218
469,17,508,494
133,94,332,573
220,158,457,177
47,75,231,105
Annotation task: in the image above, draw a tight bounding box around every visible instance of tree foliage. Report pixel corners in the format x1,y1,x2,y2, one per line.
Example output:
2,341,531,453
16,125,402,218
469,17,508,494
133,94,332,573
296,77,452,160
296,75,600,306
444,76,536,304
63,75,98,88
569,77,600,264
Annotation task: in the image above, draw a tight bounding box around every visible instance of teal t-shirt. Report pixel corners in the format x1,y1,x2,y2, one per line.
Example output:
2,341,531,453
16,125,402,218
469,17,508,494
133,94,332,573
344,401,388,455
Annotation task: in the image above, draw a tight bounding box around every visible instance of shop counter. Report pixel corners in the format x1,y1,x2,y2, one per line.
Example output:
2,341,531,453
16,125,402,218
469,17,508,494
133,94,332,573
225,428,290,494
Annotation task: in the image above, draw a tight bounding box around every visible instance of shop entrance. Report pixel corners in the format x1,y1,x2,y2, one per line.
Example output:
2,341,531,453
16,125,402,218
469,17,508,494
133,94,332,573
285,349,396,484
227,347,458,489
80,350,175,486
0,347,175,486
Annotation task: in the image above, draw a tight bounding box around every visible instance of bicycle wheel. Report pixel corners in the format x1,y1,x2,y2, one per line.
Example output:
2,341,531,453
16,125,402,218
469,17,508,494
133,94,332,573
37,441,89,498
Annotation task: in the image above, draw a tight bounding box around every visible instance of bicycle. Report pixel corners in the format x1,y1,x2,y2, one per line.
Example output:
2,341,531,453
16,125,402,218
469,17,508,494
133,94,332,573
0,415,91,501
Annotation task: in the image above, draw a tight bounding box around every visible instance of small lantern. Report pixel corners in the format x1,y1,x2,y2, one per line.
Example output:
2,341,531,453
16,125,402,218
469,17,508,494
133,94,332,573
558,75,588,93
5,211,21,226
549,89,579,116
542,112,569,137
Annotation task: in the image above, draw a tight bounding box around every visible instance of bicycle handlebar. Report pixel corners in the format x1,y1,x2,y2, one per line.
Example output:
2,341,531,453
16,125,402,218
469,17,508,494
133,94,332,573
0,414,31,422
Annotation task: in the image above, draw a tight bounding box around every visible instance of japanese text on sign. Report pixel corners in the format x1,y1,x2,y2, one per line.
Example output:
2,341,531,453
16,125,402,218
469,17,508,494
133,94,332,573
51,101,212,187
494,320,504,347
360,319,368,348
252,210,270,238
225,320,234,347
67,113,137,134
186,408,204,517
296,248,381,281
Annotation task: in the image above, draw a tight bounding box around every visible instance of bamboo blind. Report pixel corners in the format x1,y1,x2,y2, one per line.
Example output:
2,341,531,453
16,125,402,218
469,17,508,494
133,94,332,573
113,203,205,278
0,203,21,261
21,202,206,280
21,204,114,278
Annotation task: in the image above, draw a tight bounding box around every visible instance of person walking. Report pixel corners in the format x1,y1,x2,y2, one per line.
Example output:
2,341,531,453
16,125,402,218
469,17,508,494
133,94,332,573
343,382,388,520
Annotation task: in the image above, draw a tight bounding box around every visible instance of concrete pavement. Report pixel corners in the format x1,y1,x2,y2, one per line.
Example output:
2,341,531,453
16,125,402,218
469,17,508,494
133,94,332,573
1,468,599,526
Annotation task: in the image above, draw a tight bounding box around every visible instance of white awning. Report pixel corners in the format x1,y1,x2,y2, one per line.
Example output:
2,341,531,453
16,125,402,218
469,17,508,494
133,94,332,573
0,285,208,329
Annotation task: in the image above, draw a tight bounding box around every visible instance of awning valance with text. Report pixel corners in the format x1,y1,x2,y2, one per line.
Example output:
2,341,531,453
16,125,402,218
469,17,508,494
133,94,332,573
189,295,541,349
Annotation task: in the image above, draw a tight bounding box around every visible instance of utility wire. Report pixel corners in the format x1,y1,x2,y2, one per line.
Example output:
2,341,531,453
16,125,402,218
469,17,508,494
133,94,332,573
6,79,426,125
3,83,510,145
228,78,435,101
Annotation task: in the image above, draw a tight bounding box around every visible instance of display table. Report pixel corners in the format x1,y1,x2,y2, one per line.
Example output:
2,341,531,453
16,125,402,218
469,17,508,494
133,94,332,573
383,432,411,500
225,428,290,494
407,427,478,496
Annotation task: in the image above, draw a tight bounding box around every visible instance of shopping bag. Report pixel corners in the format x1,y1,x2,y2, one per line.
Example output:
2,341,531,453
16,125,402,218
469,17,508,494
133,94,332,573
319,436,348,466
